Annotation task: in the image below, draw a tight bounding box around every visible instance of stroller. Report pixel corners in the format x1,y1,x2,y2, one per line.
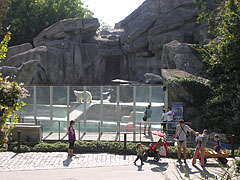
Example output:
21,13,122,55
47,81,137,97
142,131,167,162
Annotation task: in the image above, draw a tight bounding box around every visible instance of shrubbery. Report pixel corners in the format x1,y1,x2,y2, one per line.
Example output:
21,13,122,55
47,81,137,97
13,145,31,153
9,141,199,159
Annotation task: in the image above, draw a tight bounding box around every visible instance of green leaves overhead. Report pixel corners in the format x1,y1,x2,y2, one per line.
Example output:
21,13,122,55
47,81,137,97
194,0,240,138
0,32,10,62
1,0,93,45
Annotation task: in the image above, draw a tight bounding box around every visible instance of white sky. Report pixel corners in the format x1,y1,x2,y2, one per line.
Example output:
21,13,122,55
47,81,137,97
83,0,145,27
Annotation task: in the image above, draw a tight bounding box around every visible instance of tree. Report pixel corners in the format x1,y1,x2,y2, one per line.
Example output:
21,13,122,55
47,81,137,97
0,0,10,31
195,0,240,138
1,0,93,46
0,33,28,149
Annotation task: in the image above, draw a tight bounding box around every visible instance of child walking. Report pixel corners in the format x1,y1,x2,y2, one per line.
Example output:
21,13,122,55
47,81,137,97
192,132,202,165
214,134,221,152
134,143,144,165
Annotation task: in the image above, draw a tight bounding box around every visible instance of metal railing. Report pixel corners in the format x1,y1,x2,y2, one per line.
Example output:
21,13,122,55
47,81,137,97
33,119,192,142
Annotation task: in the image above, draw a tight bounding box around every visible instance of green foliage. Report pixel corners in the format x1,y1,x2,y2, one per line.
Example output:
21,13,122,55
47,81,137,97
0,0,10,31
0,33,28,148
8,141,196,158
13,145,31,153
194,0,240,138
0,32,10,61
1,0,93,45
236,160,240,173
166,76,212,107
33,142,68,152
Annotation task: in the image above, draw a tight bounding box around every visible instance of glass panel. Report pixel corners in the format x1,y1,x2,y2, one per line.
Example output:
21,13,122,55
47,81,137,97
119,86,133,133
18,86,34,123
136,86,149,124
85,86,101,132
136,86,149,102
101,86,117,132
69,86,84,122
36,86,50,119
53,86,67,120
151,86,164,131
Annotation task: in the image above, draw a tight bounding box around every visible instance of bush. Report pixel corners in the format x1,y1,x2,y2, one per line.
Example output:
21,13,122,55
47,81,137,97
236,160,240,173
235,149,240,157
7,141,198,158
166,146,195,159
32,142,68,152
13,145,31,153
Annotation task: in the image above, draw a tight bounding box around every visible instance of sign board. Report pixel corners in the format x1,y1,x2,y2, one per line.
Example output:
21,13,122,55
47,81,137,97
171,102,184,119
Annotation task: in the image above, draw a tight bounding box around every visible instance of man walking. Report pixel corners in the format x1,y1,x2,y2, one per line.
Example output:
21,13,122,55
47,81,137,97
161,109,168,134
144,104,152,135
174,119,195,163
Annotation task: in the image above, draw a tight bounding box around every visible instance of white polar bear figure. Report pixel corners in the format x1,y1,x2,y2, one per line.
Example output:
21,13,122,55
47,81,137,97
74,90,92,103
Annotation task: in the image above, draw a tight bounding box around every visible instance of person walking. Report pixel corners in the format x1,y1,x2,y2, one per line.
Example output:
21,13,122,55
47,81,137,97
192,129,208,166
68,120,76,157
174,119,195,163
167,107,174,134
144,104,152,135
161,109,168,134
192,132,202,165
199,129,208,166
134,143,144,166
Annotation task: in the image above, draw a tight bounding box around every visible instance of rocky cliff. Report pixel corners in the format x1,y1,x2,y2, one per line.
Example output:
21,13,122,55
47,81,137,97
0,0,208,85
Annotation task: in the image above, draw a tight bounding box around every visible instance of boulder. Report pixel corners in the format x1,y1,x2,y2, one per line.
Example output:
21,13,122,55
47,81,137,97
4,46,48,68
144,73,163,84
1,0,210,85
0,60,40,85
33,18,100,46
161,40,204,75
5,43,32,60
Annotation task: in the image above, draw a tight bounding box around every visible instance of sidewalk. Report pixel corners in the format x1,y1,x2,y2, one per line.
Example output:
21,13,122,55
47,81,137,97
0,152,237,180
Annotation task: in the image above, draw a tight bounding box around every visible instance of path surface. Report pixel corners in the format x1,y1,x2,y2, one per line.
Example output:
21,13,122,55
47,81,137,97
0,152,237,180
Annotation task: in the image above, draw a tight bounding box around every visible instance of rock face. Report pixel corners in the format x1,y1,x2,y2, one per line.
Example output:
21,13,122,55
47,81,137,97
0,0,208,85
161,40,204,76
161,69,209,129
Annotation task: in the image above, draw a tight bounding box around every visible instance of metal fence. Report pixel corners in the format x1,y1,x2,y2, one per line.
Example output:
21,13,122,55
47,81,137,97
16,85,169,141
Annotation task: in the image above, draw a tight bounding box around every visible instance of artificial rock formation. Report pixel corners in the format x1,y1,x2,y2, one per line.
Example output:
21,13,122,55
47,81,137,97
0,0,208,85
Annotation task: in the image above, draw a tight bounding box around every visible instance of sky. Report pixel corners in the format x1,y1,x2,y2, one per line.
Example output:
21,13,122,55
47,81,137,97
83,0,145,27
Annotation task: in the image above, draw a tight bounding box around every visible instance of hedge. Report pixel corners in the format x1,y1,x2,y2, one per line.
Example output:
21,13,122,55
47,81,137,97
7,141,240,159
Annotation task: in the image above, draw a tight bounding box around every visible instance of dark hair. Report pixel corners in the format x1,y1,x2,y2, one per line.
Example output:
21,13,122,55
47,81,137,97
148,104,151,108
215,134,219,138
137,143,142,147
179,119,184,123
70,120,75,125
163,109,166,113
168,107,171,110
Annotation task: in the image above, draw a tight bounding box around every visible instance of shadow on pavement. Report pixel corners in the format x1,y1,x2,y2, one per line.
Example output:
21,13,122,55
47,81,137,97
10,153,19,159
146,160,169,172
134,164,144,171
63,156,73,167
191,164,216,179
177,162,199,175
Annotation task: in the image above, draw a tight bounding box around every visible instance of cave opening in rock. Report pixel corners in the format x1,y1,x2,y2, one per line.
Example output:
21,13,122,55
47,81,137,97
104,56,122,83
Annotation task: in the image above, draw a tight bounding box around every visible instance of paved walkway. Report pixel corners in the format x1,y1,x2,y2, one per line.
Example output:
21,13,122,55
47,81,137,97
0,152,238,180
0,152,135,171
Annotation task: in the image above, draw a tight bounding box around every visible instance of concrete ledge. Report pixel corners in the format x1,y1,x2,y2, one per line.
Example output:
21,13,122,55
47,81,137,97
11,125,42,142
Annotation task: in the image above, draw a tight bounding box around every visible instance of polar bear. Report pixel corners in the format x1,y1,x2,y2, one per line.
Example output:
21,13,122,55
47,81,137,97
74,90,92,103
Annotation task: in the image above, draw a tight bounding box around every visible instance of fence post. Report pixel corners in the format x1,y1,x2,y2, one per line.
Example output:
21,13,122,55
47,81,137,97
140,123,141,142
98,122,101,138
124,133,127,155
231,134,235,158
78,122,81,140
17,130,21,153
58,121,60,140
